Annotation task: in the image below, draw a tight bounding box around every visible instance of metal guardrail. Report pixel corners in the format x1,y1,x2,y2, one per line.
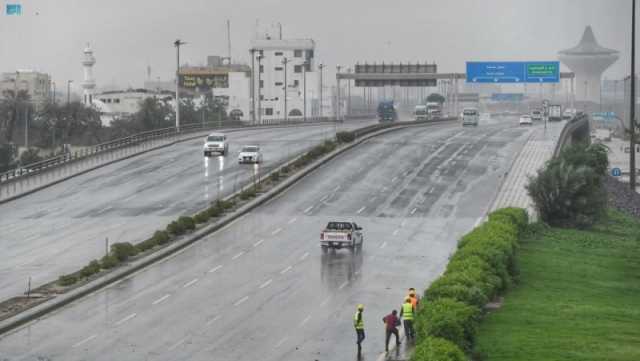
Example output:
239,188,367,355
552,114,590,158
0,117,334,184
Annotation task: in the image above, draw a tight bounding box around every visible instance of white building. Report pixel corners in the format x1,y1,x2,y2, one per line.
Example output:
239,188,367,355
93,89,173,126
250,38,319,121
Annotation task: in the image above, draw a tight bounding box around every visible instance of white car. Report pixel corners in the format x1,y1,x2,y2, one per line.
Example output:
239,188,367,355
519,115,533,126
563,108,576,120
238,145,263,164
203,132,229,156
462,108,479,126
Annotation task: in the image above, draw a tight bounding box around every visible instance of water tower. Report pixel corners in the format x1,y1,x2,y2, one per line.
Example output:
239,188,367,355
558,26,619,104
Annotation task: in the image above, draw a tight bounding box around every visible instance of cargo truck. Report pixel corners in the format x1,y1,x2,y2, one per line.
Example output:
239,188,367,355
548,104,562,121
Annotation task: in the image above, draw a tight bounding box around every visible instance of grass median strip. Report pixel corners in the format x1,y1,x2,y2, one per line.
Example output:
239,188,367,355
474,210,640,361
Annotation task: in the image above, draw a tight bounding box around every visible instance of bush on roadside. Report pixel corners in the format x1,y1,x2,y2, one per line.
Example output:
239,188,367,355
216,199,235,210
240,188,257,200
411,336,467,361
281,165,290,174
270,171,280,182
79,260,101,278
167,220,185,235
206,206,222,218
336,131,355,143
153,230,171,245
194,211,210,224
136,237,158,252
100,254,119,269
57,274,78,287
110,242,139,262
415,298,480,352
177,216,196,232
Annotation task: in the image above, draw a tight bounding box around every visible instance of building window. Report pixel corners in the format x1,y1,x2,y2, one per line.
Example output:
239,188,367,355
260,95,264,100
260,80,264,88
293,80,299,87
275,82,283,86
265,108,274,116
294,49,302,58
258,50,264,56
114,98,120,103
294,65,302,73
275,67,283,71
304,63,311,72
305,50,314,59
275,52,283,56
259,65,264,73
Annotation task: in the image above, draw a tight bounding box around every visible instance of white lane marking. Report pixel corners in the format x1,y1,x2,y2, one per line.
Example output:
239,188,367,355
259,279,273,289
275,336,289,348
253,239,265,247
233,296,249,306
356,206,366,214
391,176,398,182
401,219,407,227
319,195,329,202
300,315,312,327
123,194,137,202
152,294,171,305
303,206,314,213
392,229,399,236
380,241,387,249
208,265,223,273
320,296,331,307
115,313,137,326
205,315,221,326
271,227,283,235
232,251,245,260
410,208,417,215
287,217,297,224
183,278,199,288
338,281,349,289
370,196,377,202
280,265,292,274
428,187,435,194
168,338,186,351
333,185,341,192
299,252,310,261
72,334,97,348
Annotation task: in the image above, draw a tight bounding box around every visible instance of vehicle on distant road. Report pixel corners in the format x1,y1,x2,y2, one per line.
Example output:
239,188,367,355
562,108,577,120
462,108,479,126
320,221,364,253
203,132,229,156
414,105,428,121
519,114,533,126
531,109,543,121
426,102,442,120
548,104,562,121
238,145,263,164
377,101,398,122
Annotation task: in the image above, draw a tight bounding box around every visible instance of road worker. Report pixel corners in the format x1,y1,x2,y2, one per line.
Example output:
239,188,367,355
399,297,415,340
354,304,365,355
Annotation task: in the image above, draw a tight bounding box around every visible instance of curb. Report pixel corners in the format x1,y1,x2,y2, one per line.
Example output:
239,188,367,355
0,119,456,336
0,121,338,205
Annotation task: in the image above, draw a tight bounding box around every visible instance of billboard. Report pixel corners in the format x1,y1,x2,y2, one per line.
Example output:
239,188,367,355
179,73,228,91
466,61,559,83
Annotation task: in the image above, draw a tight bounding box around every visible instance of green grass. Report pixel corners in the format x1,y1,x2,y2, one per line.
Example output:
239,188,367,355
474,210,640,361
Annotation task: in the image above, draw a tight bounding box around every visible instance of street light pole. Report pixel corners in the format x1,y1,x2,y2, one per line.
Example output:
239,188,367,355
630,0,637,190
52,81,56,104
174,39,186,131
250,49,256,124
257,55,263,124
336,65,342,121
319,63,324,118
303,61,308,122
282,57,289,122
66,80,73,105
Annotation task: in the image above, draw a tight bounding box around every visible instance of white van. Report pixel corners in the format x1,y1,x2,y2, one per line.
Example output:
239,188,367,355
203,132,229,156
462,108,479,126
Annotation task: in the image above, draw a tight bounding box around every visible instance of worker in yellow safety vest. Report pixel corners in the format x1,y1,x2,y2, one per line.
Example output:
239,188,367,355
354,304,365,355
399,297,415,340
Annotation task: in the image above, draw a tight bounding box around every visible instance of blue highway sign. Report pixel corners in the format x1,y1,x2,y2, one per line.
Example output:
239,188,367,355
5,4,22,15
611,167,622,177
466,61,560,83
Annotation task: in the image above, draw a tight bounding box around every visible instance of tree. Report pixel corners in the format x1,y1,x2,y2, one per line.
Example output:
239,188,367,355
426,93,446,104
0,89,31,143
133,97,174,131
38,101,102,148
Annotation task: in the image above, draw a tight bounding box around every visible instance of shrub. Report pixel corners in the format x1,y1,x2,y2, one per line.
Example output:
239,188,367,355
415,298,480,352
411,337,466,361
194,211,210,224
240,188,257,200
110,242,139,262
336,131,356,143
270,171,280,182
57,274,78,287
136,237,158,252
488,208,529,233
216,199,234,210
557,142,609,176
20,147,43,165
177,216,196,231
167,220,185,235
153,230,171,245
100,254,119,269
79,260,101,278
281,165,290,174
206,206,222,218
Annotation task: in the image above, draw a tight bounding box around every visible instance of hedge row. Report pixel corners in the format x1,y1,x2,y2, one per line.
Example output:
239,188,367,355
411,207,528,360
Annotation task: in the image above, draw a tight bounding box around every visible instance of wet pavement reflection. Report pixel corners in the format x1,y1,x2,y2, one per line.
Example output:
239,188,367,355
320,249,363,291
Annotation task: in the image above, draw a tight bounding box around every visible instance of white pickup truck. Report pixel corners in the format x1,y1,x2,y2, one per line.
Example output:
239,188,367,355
320,221,364,253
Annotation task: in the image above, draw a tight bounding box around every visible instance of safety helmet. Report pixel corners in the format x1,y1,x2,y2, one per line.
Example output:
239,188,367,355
409,290,416,296
357,304,364,310
405,297,411,302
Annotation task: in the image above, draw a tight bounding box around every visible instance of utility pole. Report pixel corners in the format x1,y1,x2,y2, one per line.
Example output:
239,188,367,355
250,49,256,124
66,80,73,105
257,54,263,124
52,81,56,103
336,65,342,121
282,57,289,121
630,0,637,190
303,60,308,122
319,63,324,118
174,39,186,131
347,67,351,118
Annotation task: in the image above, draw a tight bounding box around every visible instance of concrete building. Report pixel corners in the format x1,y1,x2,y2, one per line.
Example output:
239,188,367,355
179,56,251,121
0,70,51,107
81,43,96,106
93,89,173,126
559,26,619,103
250,38,319,122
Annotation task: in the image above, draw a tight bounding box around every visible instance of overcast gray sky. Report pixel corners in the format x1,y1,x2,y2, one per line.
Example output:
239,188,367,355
0,0,633,92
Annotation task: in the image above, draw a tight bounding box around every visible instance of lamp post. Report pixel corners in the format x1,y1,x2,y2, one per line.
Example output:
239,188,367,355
250,49,256,124
174,39,186,131
303,60,308,122
282,57,289,122
66,80,73,105
336,65,342,121
630,0,637,190
319,63,324,118
257,54,263,124
51,81,56,103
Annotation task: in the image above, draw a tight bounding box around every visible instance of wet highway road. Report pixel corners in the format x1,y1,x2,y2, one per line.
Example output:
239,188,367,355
0,117,534,360
0,121,373,302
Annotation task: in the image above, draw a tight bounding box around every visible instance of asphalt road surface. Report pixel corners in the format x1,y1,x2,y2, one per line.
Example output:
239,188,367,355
0,120,373,302
0,116,535,361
